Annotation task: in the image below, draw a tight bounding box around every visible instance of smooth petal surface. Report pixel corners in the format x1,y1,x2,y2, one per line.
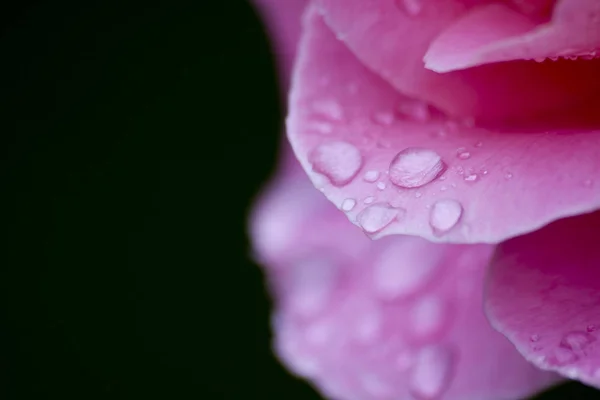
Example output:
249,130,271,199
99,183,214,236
250,157,559,400
426,0,600,72
288,5,600,244
486,211,600,388
316,0,600,121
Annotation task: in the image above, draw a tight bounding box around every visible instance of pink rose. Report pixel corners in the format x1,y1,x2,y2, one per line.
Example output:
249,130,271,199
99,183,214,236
250,0,600,399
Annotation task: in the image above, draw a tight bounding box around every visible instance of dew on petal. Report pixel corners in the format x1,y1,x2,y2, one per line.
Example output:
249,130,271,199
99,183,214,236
530,334,540,342
389,148,446,188
372,111,395,126
464,173,478,182
456,147,471,160
410,295,446,339
311,99,344,121
364,196,375,204
504,172,514,180
397,99,430,121
415,191,423,198
357,203,404,234
373,239,443,299
341,198,356,212
310,141,363,186
376,182,386,190
364,170,380,182
409,345,455,400
474,141,483,148
288,258,338,317
587,324,597,333
429,199,463,235
560,331,596,353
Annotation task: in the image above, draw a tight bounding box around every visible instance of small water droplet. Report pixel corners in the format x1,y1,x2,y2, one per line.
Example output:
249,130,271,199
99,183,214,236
409,346,455,400
504,172,513,180
389,148,446,188
311,99,344,121
456,147,471,160
310,141,363,186
560,331,596,352
439,185,447,192
289,258,338,317
474,141,483,148
396,0,423,16
376,182,386,190
397,99,430,121
429,199,463,235
341,198,356,211
587,324,597,333
415,191,423,198
480,168,489,176
364,170,380,182
530,334,540,342
357,203,404,234
364,196,375,204
372,111,395,126
464,173,478,182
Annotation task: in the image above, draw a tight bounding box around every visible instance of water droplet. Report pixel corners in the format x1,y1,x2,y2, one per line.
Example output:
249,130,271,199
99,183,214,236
289,258,338,317
374,238,443,299
358,203,404,234
415,191,423,198
341,198,356,212
587,324,597,333
429,199,463,235
439,185,447,192
456,147,471,160
396,0,423,16
310,141,363,186
364,170,380,182
364,196,375,204
463,173,478,182
474,141,483,148
560,331,596,352
376,182,386,190
311,99,344,121
397,99,430,121
372,111,395,126
410,295,446,339
409,346,455,400
530,334,540,342
480,168,489,176
504,172,513,180
307,121,333,135
389,148,446,188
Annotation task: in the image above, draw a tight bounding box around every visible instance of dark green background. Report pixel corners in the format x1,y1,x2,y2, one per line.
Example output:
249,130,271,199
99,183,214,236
0,0,597,398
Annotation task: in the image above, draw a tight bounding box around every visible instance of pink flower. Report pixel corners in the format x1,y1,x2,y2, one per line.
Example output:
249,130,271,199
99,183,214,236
250,1,600,398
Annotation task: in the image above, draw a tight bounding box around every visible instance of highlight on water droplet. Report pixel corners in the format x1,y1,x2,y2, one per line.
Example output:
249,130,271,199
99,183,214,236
504,172,513,180
389,147,446,188
309,141,363,187
456,147,471,160
357,203,404,234
409,345,455,400
464,173,478,183
341,198,356,212
311,99,344,121
364,170,380,182
429,199,463,235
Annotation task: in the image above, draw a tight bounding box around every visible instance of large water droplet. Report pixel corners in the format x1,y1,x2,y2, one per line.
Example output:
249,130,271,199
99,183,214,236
389,148,446,188
409,345,455,399
396,0,423,16
373,238,443,299
410,295,446,339
310,141,362,186
341,198,356,212
311,99,344,121
357,203,404,234
429,199,463,235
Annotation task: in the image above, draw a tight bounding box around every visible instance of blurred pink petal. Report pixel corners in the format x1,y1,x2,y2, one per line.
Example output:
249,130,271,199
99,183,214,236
287,4,600,244
316,0,600,121
250,154,559,400
486,211,600,387
426,0,600,72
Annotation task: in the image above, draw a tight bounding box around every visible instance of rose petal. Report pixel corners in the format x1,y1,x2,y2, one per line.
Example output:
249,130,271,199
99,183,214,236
426,0,600,72
316,0,600,121
288,5,600,244
250,155,560,400
486,211,600,387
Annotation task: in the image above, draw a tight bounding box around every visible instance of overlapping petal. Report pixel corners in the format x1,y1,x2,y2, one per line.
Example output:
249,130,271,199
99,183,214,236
288,4,600,244
250,153,559,400
486,211,600,388
316,0,600,121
